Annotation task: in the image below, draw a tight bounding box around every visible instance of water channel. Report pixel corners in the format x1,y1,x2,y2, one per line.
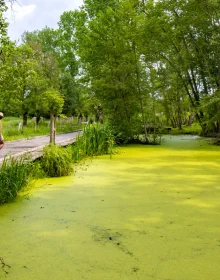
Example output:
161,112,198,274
0,135,220,280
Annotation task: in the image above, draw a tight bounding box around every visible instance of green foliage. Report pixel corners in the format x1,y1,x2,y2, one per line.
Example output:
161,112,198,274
41,89,64,115
72,124,115,161
0,123,116,205
0,0,8,48
0,36,62,123
132,134,162,145
199,91,220,135
170,124,202,136
0,156,34,204
41,144,73,177
2,0,220,138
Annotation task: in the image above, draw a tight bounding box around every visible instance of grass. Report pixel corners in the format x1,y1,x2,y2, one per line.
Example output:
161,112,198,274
41,144,74,177
2,117,82,141
0,156,34,204
71,124,116,162
0,124,116,205
169,123,202,135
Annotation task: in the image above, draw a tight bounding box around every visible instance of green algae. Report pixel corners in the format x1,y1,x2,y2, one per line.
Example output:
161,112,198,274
0,135,220,279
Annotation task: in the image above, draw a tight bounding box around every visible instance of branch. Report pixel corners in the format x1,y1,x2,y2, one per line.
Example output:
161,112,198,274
0,257,11,275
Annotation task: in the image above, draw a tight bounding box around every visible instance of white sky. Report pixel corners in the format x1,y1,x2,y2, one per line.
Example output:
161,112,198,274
5,0,84,41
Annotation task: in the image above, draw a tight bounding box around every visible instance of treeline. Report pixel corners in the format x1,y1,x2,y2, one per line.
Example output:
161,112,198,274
0,0,220,141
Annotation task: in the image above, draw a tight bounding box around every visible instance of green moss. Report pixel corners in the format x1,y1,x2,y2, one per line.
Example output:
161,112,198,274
0,135,220,279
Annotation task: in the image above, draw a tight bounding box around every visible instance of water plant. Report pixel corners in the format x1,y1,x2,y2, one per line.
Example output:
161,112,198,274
41,144,74,177
71,124,116,162
0,125,116,205
0,156,34,204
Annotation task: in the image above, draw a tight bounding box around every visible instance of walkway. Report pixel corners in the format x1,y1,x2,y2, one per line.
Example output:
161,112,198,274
0,131,81,163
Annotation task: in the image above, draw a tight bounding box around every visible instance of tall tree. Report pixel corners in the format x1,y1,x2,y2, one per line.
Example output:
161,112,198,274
140,0,220,134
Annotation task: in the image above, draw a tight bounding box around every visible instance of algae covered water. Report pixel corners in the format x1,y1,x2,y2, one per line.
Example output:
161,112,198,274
1,135,220,280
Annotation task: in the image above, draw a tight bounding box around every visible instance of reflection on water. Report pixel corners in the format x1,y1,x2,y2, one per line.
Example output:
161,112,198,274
0,136,220,280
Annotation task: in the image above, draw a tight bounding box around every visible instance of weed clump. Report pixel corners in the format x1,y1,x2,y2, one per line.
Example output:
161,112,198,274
72,124,115,162
0,156,34,204
41,144,73,177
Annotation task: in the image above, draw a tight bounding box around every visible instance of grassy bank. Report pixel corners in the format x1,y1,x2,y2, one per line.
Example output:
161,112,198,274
169,123,202,135
0,124,116,205
0,156,35,204
2,117,82,141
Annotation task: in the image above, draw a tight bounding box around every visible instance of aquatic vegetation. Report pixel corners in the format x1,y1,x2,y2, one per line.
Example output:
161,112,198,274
71,124,116,161
0,136,220,279
41,144,73,177
0,125,116,205
0,156,34,204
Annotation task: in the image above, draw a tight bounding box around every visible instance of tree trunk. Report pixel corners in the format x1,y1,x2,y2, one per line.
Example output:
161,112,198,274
36,112,41,125
216,121,220,133
177,107,182,130
188,114,194,126
50,112,56,144
23,112,28,127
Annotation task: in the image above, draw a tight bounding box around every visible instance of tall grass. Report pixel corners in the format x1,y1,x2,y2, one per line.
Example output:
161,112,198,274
0,156,34,204
41,144,74,177
72,124,115,162
0,124,116,205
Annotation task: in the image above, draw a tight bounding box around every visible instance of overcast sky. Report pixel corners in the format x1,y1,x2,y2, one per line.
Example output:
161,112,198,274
6,0,84,41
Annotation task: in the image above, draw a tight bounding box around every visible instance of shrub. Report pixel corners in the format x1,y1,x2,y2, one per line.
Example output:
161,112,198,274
131,134,162,145
0,156,34,204
41,144,73,177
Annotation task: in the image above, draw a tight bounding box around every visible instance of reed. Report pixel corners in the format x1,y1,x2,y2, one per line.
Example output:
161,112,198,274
41,144,74,177
0,156,34,204
72,124,115,162
0,124,115,205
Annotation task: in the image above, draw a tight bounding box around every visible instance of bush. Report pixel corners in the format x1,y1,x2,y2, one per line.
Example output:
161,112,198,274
0,156,34,204
41,144,73,177
130,134,162,145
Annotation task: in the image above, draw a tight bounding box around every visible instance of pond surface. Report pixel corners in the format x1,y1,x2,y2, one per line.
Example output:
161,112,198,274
1,135,220,280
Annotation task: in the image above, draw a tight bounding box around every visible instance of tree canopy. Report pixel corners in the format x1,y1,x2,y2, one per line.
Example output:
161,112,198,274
1,0,220,141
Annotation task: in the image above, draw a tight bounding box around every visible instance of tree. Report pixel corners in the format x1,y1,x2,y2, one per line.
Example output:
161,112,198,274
0,0,9,51
23,24,82,118
0,44,37,122
71,1,152,141
41,88,64,143
140,0,220,134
